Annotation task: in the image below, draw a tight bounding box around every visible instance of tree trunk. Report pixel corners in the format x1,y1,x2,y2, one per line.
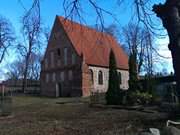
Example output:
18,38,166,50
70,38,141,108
22,42,32,93
22,55,29,93
171,46,180,100
153,0,180,101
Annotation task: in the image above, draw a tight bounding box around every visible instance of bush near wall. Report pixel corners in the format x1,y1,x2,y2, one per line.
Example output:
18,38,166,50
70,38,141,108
127,90,154,105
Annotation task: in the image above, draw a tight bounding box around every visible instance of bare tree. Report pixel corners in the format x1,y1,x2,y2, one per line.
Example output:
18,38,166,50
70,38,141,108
6,58,25,80
122,23,154,75
153,1,180,100
43,27,50,44
143,30,154,77
18,0,41,92
6,52,42,81
0,15,15,63
93,24,120,41
28,52,42,80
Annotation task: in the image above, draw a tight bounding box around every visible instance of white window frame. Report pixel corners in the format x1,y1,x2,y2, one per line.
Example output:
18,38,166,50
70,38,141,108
98,70,103,85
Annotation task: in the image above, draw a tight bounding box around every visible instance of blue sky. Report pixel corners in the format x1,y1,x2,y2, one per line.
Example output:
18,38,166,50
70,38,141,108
0,0,172,80
0,0,132,33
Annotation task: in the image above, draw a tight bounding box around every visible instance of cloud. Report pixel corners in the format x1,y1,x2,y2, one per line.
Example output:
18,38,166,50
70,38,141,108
155,36,174,73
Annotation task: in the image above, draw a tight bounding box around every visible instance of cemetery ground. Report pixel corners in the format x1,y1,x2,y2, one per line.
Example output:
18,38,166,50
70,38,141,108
0,96,172,135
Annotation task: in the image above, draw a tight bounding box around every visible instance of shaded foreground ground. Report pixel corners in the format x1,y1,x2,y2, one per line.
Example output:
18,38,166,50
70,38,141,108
0,96,169,135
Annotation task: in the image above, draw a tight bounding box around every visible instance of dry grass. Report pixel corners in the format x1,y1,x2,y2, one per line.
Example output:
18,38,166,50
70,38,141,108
0,96,168,135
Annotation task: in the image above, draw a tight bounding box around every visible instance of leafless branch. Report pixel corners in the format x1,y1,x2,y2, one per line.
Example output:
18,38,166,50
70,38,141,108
18,0,41,92
0,15,15,63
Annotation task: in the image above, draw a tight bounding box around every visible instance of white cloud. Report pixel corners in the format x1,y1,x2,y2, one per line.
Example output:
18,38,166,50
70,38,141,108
154,36,174,73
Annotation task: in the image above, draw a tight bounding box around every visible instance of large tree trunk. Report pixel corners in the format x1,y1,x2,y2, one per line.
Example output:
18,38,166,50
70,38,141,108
171,46,180,100
22,42,32,93
153,0,180,101
22,59,28,93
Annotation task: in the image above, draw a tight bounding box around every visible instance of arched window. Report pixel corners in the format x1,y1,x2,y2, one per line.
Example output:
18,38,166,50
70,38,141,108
98,70,103,85
118,72,122,84
57,48,61,56
89,69,94,84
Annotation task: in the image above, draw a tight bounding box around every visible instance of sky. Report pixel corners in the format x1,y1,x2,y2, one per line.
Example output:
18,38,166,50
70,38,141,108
0,0,172,81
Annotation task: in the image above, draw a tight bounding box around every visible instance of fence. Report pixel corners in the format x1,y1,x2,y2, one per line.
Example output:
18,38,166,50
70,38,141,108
3,79,40,95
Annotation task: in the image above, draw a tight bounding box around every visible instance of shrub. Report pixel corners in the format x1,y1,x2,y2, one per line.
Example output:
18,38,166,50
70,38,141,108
106,50,124,105
128,90,153,105
106,89,126,105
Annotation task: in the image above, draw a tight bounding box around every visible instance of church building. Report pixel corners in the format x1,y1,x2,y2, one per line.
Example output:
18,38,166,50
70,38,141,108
40,16,129,97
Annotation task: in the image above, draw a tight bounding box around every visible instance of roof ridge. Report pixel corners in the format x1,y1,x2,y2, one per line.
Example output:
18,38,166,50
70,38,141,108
57,15,115,39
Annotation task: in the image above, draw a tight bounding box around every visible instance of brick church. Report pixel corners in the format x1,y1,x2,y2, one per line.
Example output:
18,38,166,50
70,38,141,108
40,16,129,97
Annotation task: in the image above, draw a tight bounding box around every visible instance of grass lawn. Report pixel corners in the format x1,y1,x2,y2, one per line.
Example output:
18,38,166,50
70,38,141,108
0,96,168,135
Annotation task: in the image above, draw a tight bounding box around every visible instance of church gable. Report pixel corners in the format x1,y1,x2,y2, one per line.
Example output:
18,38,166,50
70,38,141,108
41,16,81,71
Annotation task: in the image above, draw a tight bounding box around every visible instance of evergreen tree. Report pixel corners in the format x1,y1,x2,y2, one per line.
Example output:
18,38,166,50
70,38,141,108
106,50,122,105
128,53,139,91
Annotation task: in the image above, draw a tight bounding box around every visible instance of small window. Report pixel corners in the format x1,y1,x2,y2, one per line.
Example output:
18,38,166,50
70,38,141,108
57,48,61,56
98,70,103,85
96,39,103,45
119,72,122,84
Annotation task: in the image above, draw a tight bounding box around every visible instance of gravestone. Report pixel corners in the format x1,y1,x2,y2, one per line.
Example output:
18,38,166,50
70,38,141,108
0,96,12,116
161,126,180,135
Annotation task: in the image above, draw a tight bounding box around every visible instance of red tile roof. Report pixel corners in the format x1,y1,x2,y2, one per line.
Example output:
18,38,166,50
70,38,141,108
58,16,129,70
